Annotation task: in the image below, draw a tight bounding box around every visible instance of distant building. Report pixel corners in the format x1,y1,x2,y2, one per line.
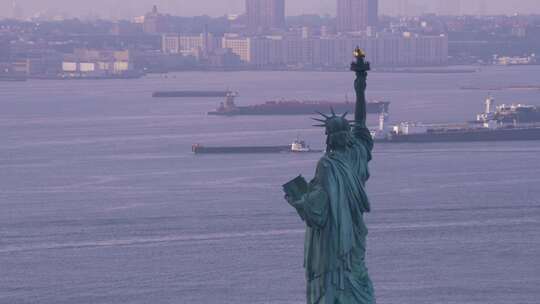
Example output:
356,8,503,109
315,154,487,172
25,54,63,76
245,0,286,32
222,35,251,63
143,5,168,34
208,48,242,67
511,27,527,38
62,49,135,77
250,35,286,67
221,33,448,68
0,40,10,62
162,33,220,58
337,0,378,33
11,59,30,74
111,21,143,36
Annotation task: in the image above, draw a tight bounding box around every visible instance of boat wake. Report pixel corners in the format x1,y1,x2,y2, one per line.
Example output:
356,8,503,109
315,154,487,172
2,217,538,254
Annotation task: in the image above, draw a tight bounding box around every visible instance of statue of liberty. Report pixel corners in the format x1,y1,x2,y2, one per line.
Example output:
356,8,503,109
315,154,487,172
284,48,376,304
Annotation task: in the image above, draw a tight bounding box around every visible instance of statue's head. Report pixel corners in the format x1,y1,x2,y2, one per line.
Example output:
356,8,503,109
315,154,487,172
313,109,354,152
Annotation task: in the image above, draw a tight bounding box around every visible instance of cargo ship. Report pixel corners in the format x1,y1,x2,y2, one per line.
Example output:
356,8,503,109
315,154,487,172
152,90,232,98
474,96,540,124
373,96,540,143
151,89,389,115
375,123,540,143
208,92,389,116
192,138,322,154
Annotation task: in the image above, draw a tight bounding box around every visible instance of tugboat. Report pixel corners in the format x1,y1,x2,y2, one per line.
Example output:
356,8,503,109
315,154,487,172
290,138,313,152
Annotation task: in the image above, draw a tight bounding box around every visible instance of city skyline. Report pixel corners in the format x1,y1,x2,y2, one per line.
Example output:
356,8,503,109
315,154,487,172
246,0,286,31
2,0,540,19
337,0,378,32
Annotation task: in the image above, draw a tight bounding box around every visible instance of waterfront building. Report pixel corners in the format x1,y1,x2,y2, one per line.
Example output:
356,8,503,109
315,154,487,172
337,0,378,33
245,0,286,32
250,35,287,67
222,35,252,63
162,34,220,57
208,48,243,67
62,49,135,77
227,33,448,68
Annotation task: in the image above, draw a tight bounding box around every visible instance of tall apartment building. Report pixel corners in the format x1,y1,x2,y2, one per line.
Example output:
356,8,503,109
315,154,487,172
226,33,448,67
337,0,378,33
162,34,220,57
245,0,286,32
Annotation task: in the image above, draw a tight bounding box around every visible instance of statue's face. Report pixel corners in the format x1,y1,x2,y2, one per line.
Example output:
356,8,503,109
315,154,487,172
325,117,351,135
325,117,352,151
326,131,350,151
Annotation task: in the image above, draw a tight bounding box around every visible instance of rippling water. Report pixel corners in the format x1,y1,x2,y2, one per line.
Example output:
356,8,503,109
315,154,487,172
1,67,540,303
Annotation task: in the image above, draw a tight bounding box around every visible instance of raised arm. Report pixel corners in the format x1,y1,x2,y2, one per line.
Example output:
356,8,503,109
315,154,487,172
354,69,368,128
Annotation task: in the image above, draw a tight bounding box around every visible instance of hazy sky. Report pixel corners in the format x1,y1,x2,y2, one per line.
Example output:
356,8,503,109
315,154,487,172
2,0,540,19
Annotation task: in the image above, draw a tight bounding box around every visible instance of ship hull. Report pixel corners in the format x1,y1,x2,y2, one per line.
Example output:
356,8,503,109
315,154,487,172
192,145,324,154
153,91,230,98
193,145,290,154
378,127,540,143
208,102,388,116
0,75,27,82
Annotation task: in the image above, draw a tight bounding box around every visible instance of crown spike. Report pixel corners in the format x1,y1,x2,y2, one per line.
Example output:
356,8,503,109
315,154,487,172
330,107,336,116
313,124,326,127
311,118,327,123
315,111,331,119
341,111,349,118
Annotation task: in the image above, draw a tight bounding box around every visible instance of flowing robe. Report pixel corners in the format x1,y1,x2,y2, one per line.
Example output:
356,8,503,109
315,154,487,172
291,128,375,304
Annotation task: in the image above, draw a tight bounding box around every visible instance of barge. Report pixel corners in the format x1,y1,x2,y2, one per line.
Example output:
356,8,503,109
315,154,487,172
192,138,322,154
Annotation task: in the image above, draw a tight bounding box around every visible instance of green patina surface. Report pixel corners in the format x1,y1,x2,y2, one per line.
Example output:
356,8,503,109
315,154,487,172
285,48,376,304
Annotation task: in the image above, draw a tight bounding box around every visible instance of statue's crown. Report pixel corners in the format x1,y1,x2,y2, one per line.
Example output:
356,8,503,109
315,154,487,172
312,108,357,134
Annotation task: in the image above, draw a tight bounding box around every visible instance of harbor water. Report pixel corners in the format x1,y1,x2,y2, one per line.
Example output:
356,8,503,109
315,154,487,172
1,66,540,303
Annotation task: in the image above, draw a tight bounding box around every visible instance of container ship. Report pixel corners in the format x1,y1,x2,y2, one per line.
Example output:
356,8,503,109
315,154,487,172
207,92,389,116
193,138,322,154
374,96,540,143
152,89,389,115
375,123,540,143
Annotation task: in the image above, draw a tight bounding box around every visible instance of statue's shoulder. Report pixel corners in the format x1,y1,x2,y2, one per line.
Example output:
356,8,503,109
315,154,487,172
317,155,336,173
351,137,373,161
317,155,332,168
